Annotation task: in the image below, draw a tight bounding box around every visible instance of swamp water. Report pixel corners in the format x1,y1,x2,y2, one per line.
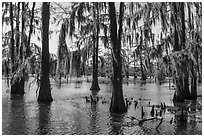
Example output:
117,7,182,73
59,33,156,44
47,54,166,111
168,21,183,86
2,77,202,135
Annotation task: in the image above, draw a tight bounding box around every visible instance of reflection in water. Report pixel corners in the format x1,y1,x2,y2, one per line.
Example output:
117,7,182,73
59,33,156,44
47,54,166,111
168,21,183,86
37,103,51,135
9,95,27,135
173,102,188,134
74,81,83,88
140,80,146,86
89,90,100,134
89,101,100,134
189,101,197,133
109,114,125,135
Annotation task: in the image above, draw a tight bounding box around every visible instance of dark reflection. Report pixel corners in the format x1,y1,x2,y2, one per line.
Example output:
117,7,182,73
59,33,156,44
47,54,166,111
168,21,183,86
89,90,100,134
9,95,27,135
109,114,125,135
188,101,197,133
37,103,51,135
134,78,136,84
74,80,83,88
89,100,100,134
173,102,188,134
140,80,146,86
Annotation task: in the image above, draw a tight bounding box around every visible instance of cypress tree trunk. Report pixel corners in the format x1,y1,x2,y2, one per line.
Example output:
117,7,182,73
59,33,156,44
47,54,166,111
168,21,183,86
172,2,184,102
10,2,25,95
181,2,191,99
173,76,185,102
38,2,53,103
109,2,127,114
90,2,100,91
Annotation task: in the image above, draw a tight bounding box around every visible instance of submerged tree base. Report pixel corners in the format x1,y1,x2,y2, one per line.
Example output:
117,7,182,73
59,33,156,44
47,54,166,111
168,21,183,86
110,79,127,114
10,76,25,95
90,80,100,91
173,93,185,102
37,94,53,103
37,83,53,103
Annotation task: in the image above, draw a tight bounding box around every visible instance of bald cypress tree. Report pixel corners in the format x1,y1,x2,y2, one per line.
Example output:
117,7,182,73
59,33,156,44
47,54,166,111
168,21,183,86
38,2,53,103
108,2,127,114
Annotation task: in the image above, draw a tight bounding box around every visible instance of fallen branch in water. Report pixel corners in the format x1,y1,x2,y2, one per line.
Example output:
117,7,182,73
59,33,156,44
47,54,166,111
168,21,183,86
139,116,163,130
156,117,163,129
139,116,162,124
127,116,163,129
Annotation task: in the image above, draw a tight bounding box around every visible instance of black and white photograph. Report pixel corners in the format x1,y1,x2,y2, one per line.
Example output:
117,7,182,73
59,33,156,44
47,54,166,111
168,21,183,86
1,1,202,135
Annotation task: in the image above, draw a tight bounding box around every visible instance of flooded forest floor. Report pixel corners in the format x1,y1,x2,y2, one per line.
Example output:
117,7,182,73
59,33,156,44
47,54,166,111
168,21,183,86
2,76,202,135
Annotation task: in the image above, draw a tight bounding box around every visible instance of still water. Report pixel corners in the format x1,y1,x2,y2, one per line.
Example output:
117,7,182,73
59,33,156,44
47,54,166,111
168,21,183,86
2,77,202,135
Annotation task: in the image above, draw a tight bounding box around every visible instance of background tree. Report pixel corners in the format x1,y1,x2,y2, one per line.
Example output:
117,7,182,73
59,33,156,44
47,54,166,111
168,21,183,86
10,2,26,95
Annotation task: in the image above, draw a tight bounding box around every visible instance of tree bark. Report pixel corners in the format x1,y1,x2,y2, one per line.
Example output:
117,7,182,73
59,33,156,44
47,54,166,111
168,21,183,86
38,2,53,103
109,2,127,114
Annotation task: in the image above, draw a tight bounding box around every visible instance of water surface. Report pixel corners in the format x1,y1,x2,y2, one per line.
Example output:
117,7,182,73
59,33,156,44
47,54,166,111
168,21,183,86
2,77,202,135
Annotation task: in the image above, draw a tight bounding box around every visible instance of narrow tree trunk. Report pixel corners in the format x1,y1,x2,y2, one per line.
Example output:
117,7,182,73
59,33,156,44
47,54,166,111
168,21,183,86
133,52,137,78
109,2,127,114
9,2,14,69
140,55,146,80
38,2,53,103
19,2,25,61
27,2,36,54
126,57,129,78
15,2,20,58
69,52,73,77
90,2,100,91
